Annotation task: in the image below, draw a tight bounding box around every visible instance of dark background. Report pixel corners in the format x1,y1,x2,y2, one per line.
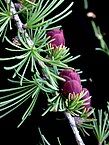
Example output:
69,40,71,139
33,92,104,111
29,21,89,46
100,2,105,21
0,0,109,144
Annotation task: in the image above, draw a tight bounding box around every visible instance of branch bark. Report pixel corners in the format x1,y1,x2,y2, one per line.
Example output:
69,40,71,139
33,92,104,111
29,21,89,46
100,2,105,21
5,0,46,69
65,112,85,145
5,1,85,145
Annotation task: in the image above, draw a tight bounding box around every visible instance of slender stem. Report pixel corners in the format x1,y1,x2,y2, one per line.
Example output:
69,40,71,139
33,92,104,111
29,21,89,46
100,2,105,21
98,143,102,145
8,0,33,46
83,0,88,10
5,0,46,68
64,112,85,145
5,2,85,145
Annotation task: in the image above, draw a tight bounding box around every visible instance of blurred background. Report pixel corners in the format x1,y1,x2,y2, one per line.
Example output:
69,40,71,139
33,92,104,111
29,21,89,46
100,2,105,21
0,0,109,145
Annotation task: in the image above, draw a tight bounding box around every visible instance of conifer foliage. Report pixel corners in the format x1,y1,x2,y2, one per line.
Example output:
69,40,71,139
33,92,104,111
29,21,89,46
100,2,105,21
0,0,109,145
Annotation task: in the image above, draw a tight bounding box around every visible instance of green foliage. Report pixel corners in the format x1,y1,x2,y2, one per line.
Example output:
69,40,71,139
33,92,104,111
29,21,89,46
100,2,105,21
0,0,76,127
1,1,109,145
38,127,51,145
38,127,62,145
91,20,109,55
0,0,12,41
65,91,92,116
0,76,40,126
92,105,109,144
41,93,66,116
50,46,80,63
26,0,73,29
42,90,94,120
